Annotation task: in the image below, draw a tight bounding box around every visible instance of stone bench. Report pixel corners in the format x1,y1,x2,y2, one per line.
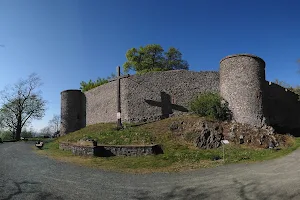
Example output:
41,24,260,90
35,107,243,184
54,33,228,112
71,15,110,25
35,141,44,149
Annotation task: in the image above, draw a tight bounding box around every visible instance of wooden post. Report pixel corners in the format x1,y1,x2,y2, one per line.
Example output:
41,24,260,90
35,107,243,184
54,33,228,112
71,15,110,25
117,66,123,130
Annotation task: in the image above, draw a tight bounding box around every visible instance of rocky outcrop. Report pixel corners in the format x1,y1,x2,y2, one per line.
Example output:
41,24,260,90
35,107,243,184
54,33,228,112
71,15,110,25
169,117,291,149
195,124,223,149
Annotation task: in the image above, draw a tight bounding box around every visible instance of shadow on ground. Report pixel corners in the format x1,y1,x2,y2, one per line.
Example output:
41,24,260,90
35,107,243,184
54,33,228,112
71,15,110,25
132,178,300,200
0,180,63,200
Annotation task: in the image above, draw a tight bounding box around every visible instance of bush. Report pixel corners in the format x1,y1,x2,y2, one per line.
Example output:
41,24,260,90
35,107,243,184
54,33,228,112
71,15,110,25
189,92,231,120
0,131,13,140
80,73,116,92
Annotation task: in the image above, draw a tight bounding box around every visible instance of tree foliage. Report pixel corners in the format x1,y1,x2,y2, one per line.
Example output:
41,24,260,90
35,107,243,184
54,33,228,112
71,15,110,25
0,73,46,140
0,130,13,140
80,73,116,92
123,44,189,74
20,127,34,138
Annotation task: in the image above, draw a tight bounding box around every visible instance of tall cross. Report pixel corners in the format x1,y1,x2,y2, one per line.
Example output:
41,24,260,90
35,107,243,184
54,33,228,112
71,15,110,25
145,92,188,119
115,67,131,130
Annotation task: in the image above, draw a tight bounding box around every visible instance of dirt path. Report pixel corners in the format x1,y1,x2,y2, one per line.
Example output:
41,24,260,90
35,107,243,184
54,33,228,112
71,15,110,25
1,142,300,200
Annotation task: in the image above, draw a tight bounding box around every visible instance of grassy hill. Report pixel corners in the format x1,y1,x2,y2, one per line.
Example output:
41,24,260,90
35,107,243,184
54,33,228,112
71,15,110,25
38,115,300,173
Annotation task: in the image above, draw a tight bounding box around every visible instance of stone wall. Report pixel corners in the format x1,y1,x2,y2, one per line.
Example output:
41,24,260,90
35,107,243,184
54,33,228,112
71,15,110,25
264,81,300,134
59,143,163,157
59,143,94,156
84,70,219,124
84,79,129,125
94,145,163,156
59,142,72,151
126,70,219,123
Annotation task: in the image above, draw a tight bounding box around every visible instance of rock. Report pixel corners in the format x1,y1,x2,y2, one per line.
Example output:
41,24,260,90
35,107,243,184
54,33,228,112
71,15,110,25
195,125,223,149
261,125,275,135
257,139,262,145
239,135,244,144
261,124,268,129
169,121,179,131
228,124,238,140
229,131,235,140
268,141,275,149
230,124,238,132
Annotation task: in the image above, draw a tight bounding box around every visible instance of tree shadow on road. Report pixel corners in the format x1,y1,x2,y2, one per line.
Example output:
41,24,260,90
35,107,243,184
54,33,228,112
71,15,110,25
132,185,209,200
0,180,63,200
232,179,300,200
132,178,300,200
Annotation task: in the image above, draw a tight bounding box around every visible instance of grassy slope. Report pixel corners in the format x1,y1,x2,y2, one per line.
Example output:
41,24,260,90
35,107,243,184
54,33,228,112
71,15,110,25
37,115,300,173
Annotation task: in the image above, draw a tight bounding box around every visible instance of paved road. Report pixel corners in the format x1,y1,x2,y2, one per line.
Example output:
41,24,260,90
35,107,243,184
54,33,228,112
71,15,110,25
1,142,300,200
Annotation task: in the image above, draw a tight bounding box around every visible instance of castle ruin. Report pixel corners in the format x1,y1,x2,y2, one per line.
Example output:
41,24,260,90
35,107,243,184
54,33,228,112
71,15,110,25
60,54,300,136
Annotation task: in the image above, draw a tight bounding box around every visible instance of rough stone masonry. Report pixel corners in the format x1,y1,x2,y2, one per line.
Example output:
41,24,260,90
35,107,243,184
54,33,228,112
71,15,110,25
60,54,300,136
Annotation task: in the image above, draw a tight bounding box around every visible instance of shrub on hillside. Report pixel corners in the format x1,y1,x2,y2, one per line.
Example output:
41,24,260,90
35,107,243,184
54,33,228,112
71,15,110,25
80,73,116,92
189,92,231,121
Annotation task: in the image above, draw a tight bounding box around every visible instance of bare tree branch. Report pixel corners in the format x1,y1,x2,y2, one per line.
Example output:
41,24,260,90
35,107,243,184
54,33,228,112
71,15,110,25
48,114,60,133
0,73,46,140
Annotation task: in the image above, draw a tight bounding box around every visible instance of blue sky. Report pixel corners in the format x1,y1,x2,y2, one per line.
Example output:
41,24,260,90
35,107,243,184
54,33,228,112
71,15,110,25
0,0,300,131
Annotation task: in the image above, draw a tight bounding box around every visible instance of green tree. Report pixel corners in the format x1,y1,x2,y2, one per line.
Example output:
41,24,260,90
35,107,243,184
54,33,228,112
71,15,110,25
80,73,116,92
164,47,189,70
0,73,46,141
20,127,33,138
123,44,189,74
80,78,108,92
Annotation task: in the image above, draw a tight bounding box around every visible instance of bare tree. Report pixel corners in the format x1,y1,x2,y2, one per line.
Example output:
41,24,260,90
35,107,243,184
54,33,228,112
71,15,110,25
40,126,51,135
48,114,60,134
0,73,46,140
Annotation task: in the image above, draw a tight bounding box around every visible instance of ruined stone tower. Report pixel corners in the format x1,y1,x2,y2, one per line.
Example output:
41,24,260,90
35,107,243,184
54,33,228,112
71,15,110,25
219,54,266,127
60,90,86,136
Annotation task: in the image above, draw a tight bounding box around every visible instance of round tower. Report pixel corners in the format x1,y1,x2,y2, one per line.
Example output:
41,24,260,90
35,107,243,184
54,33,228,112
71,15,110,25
60,90,86,136
220,54,266,127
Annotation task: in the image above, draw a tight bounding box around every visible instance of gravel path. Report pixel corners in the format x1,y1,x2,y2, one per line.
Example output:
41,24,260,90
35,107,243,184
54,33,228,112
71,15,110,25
1,142,300,200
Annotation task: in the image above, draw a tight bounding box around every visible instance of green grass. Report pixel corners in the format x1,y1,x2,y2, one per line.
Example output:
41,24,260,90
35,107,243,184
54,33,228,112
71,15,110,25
36,116,300,173
55,124,155,145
